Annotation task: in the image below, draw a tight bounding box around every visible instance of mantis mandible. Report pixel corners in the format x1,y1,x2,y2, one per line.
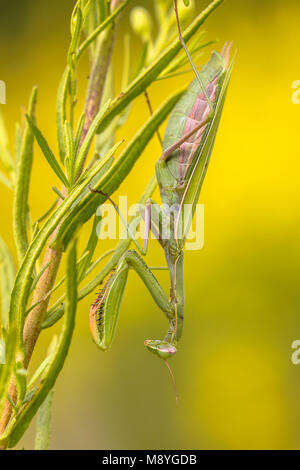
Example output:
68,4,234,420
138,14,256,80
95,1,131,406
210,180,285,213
89,1,233,388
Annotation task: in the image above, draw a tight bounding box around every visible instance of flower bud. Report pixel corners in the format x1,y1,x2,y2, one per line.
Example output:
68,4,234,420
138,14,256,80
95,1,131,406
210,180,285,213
178,0,195,23
130,7,152,42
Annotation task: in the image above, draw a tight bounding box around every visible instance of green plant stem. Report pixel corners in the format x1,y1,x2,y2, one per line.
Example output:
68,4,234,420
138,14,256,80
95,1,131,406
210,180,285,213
0,234,63,446
0,1,123,446
34,390,53,450
77,0,122,178
23,240,63,366
6,242,78,448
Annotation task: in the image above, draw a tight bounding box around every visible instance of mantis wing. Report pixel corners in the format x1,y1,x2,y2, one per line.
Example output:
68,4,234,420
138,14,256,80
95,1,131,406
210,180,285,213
181,51,234,241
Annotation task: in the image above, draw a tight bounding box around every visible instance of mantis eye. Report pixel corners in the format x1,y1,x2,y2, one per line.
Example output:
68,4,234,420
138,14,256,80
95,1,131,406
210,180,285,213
144,339,177,360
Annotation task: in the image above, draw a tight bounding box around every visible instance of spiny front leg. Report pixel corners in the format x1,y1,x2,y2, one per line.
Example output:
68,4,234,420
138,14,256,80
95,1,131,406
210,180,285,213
89,250,177,356
89,265,128,351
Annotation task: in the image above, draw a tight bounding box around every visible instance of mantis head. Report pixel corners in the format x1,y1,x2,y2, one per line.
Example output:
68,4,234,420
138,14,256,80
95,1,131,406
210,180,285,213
144,339,177,360
145,339,178,402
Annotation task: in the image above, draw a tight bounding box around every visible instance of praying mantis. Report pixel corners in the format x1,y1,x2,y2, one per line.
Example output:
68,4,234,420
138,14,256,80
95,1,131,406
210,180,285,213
89,1,233,376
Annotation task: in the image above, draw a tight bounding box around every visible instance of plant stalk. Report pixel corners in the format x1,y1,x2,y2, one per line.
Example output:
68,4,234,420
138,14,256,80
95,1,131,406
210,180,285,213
0,0,123,447
77,0,121,177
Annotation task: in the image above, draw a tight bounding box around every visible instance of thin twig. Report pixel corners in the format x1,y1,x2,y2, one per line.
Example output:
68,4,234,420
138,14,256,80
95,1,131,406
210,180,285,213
144,90,163,148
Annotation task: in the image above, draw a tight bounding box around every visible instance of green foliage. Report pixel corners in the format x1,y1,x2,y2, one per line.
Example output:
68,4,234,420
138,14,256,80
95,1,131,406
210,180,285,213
6,241,78,448
26,116,69,188
0,237,15,327
13,87,38,263
0,0,225,449
34,390,53,450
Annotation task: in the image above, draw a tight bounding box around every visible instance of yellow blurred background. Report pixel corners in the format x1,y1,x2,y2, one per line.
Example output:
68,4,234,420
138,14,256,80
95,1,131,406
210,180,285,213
1,0,300,450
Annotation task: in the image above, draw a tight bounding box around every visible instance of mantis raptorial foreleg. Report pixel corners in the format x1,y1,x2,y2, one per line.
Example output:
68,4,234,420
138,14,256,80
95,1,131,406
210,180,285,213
89,249,175,355
89,195,185,356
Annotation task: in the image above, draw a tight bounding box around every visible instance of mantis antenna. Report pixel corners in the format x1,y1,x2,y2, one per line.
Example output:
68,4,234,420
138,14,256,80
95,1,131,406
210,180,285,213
164,360,179,404
174,0,214,113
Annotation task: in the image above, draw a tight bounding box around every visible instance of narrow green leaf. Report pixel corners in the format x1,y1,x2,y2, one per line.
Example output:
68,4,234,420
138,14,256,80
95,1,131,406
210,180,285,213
26,115,69,188
74,112,86,157
7,395,17,410
30,262,50,295
0,324,17,428
74,139,122,188
73,99,111,178
64,121,74,157
27,336,58,389
13,86,38,264
34,390,53,450
82,1,92,20
100,64,114,112
63,121,75,182
34,199,59,226
27,357,51,391
84,248,114,277
0,171,13,190
15,362,27,406
98,0,109,23
6,241,78,448
82,0,98,57
68,6,83,64
22,389,36,405
0,236,16,327
77,0,132,60
94,65,122,158
52,186,65,201
56,67,71,162
77,214,101,282
82,0,94,23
